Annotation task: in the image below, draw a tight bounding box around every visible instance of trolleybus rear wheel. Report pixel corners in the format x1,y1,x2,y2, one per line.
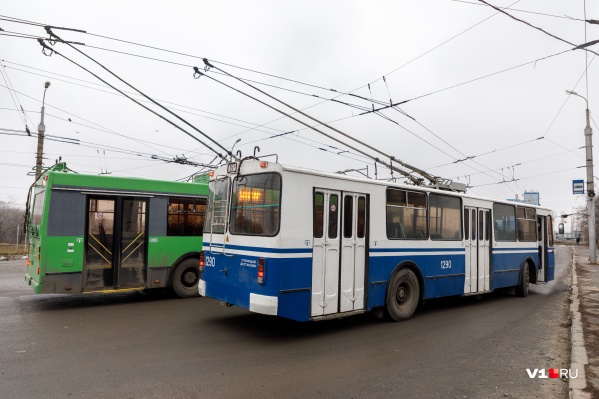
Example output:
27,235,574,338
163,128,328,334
172,258,200,298
516,263,529,297
386,268,420,321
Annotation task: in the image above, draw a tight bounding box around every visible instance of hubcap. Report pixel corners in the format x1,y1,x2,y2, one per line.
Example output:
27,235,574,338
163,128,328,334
396,284,409,303
182,269,198,287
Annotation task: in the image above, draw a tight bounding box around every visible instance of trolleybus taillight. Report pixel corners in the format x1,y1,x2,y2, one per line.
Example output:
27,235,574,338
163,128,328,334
257,258,265,284
199,251,205,272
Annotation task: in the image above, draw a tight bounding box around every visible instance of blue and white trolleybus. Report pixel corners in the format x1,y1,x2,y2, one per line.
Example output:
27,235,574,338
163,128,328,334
199,159,555,322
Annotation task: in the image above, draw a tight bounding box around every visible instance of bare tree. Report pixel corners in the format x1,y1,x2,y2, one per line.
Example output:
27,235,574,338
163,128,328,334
0,202,26,244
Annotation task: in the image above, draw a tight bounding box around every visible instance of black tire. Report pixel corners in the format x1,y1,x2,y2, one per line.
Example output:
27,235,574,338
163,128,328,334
385,268,420,321
171,258,201,298
516,263,530,297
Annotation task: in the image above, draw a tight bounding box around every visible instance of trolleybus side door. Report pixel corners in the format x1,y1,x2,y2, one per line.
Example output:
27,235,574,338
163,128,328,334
478,209,491,292
85,197,116,292
340,193,367,313
464,207,491,294
84,196,148,292
537,215,548,283
117,198,148,289
312,190,341,316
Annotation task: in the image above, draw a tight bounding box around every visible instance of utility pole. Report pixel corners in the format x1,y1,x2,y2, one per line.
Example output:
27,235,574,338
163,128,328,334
567,90,596,264
35,81,51,181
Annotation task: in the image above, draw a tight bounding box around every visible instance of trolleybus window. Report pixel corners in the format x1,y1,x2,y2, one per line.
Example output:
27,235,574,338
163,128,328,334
167,197,207,236
517,207,537,242
230,173,281,236
31,190,46,227
547,215,554,246
493,203,516,241
386,188,427,239
429,193,462,240
357,197,366,238
343,196,353,238
206,178,229,234
328,194,339,239
313,192,324,238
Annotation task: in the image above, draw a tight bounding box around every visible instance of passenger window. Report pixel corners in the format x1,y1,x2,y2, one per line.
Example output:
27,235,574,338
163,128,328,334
328,194,339,239
343,196,353,238
314,192,324,238
167,197,207,236
357,197,366,238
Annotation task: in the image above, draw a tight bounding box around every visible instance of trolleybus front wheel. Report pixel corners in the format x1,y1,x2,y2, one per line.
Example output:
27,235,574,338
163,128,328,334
386,268,420,321
171,258,201,298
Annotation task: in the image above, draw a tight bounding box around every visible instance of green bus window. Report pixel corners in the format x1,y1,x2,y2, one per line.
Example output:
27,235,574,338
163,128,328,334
32,190,46,227
167,197,207,237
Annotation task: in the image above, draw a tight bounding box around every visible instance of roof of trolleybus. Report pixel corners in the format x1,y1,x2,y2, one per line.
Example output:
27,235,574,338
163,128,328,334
43,165,209,196
215,160,551,212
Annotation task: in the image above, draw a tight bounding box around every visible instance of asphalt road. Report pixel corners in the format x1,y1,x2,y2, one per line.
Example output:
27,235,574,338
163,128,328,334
0,248,572,399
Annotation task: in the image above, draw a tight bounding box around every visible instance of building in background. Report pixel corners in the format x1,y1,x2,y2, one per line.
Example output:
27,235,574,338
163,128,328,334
507,191,540,206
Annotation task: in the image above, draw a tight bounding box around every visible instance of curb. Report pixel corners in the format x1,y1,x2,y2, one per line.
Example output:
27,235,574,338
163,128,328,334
569,249,589,399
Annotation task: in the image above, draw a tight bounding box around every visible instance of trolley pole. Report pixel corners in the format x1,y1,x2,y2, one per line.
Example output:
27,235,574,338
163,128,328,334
35,81,51,181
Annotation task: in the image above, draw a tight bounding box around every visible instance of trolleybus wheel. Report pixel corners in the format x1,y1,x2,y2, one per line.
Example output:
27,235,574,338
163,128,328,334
386,268,420,321
516,263,529,297
171,258,201,298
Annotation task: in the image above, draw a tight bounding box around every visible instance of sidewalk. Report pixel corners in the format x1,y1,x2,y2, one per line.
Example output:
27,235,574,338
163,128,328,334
570,245,599,399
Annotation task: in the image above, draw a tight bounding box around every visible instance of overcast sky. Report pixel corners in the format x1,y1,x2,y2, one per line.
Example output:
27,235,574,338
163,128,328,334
1,0,597,229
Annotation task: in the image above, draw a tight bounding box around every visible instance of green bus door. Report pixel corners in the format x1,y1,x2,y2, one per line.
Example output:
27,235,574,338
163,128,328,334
84,197,148,292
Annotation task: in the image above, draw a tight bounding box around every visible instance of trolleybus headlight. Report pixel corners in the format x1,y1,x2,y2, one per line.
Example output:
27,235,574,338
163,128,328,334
257,258,265,284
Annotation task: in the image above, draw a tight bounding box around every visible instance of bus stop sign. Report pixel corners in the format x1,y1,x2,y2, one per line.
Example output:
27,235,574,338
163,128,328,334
573,179,584,194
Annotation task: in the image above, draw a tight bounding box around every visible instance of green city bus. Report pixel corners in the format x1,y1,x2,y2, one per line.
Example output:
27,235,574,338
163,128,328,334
24,163,209,298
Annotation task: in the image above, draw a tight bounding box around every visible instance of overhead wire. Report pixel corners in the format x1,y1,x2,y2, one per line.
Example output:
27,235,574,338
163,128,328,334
37,37,230,164
195,63,423,184
43,27,235,161
449,0,585,21
3,13,584,191
5,19,576,175
477,0,599,57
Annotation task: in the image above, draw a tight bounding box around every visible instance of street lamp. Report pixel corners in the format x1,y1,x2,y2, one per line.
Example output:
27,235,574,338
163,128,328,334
566,89,596,264
35,81,51,181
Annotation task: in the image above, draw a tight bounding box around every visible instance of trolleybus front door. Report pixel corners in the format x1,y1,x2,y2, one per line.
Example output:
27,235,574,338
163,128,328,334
84,197,148,292
464,207,491,294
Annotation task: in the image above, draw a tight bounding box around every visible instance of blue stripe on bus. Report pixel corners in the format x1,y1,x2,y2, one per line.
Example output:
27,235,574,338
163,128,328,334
492,247,538,252
370,247,465,253
203,242,313,254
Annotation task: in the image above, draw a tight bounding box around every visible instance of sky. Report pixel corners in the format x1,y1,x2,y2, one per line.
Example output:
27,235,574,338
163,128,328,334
0,0,597,232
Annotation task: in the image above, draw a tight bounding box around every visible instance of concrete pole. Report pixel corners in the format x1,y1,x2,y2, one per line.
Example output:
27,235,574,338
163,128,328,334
584,108,596,264
35,82,51,181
